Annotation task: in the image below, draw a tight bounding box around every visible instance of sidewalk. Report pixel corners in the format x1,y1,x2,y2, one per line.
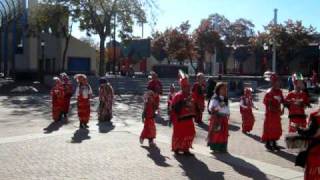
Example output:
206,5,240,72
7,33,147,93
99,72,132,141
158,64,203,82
0,129,283,180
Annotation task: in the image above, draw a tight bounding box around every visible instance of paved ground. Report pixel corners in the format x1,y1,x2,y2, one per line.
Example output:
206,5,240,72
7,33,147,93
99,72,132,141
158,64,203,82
0,87,313,180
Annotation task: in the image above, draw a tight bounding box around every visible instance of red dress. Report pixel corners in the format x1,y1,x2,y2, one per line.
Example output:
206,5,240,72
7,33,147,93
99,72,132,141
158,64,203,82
262,88,284,141
208,96,230,152
51,84,64,121
171,92,196,152
76,85,92,124
240,96,255,133
140,94,157,140
62,81,73,114
192,82,206,123
285,91,309,133
147,79,163,110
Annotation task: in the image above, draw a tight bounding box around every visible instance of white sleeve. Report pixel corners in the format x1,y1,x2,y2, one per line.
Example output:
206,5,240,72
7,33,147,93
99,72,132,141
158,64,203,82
88,85,93,95
209,98,219,111
240,99,247,108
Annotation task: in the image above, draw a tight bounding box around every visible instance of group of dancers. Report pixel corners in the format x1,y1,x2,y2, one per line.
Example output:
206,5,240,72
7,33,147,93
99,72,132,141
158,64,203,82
50,70,320,180
139,71,319,180
51,73,114,128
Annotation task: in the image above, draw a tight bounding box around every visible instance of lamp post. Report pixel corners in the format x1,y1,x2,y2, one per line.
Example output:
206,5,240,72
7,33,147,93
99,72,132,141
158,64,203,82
39,40,45,82
272,8,278,73
263,43,269,72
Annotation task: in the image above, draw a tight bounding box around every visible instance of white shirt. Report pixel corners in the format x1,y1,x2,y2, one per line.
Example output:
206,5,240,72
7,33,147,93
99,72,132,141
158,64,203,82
75,85,92,99
209,95,230,115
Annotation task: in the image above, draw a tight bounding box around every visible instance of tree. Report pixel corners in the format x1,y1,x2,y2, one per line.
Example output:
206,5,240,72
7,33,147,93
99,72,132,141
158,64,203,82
264,20,316,73
29,0,74,72
68,0,156,76
226,18,255,46
194,19,223,73
151,31,167,62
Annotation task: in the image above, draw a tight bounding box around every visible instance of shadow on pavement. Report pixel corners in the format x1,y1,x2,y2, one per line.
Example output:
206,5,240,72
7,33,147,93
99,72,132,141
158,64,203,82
43,120,66,134
141,145,171,167
71,128,90,143
214,153,269,180
270,150,296,163
197,123,209,131
245,133,262,143
155,115,169,126
175,155,224,180
229,124,240,131
97,121,115,133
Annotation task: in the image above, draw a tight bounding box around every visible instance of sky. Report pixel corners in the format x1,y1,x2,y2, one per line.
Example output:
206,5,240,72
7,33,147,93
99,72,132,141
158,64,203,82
72,0,320,42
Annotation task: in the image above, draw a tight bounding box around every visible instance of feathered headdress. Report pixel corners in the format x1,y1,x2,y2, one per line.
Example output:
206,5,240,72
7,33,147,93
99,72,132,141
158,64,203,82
178,70,189,88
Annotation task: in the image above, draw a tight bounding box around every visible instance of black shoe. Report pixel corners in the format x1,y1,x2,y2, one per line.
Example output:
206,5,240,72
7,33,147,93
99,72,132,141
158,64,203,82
265,142,274,151
184,151,195,156
273,141,280,151
79,123,84,129
174,150,181,156
84,124,89,128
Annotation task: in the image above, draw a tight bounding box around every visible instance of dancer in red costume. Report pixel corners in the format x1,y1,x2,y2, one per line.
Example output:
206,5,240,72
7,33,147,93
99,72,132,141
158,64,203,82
240,87,257,134
171,70,196,156
147,72,163,114
208,82,230,153
51,77,64,121
74,74,92,129
140,91,157,147
60,73,73,119
285,73,310,133
262,73,284,151
192,73,206,124
297,110,320,180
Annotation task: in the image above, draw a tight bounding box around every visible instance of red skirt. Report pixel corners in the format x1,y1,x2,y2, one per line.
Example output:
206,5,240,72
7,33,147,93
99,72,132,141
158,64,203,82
289,118,307,133
77,97,90,124
172,119,195,151
140,118,156,139
262,113,282,141
241,110,255,132
208,115,229,145
62,96,71,114
52,98,63,121
305,145,320,180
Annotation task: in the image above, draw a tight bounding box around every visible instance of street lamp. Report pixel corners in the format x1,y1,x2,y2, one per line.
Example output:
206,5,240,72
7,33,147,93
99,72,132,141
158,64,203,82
263,43,269,73
39,40,45,82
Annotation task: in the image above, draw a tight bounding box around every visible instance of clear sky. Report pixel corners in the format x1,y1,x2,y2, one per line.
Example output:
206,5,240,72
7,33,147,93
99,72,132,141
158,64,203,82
72,0,320,42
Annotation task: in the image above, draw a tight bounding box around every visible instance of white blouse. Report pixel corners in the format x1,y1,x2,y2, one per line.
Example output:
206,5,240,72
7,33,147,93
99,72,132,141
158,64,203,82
75,85,93,99
209,95,230,115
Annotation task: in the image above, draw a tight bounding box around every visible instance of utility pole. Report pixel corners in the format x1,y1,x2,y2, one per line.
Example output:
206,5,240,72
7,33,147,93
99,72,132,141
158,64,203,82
272,8,278,73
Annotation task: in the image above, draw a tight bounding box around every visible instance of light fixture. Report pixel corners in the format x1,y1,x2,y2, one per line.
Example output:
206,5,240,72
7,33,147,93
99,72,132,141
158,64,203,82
41,40,45,47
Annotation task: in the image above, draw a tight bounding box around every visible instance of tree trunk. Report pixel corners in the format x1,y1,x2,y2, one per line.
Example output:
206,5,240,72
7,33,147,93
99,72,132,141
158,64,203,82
99,36,106,76
62,35,71,72
61,24,73,72
189,59,197,73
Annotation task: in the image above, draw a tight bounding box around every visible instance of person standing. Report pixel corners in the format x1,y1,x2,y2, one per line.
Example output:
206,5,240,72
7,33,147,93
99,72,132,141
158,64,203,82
74,74,92,129
262,73,284,151
207,82,230,153
285,73,310,133
171,70,196,156
98,78,114,122
192,73,206,124
140,91,157,147
240,87,257,134
51,77,64,122
60,73,73,119
297,110,320,180
147,71,163,115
